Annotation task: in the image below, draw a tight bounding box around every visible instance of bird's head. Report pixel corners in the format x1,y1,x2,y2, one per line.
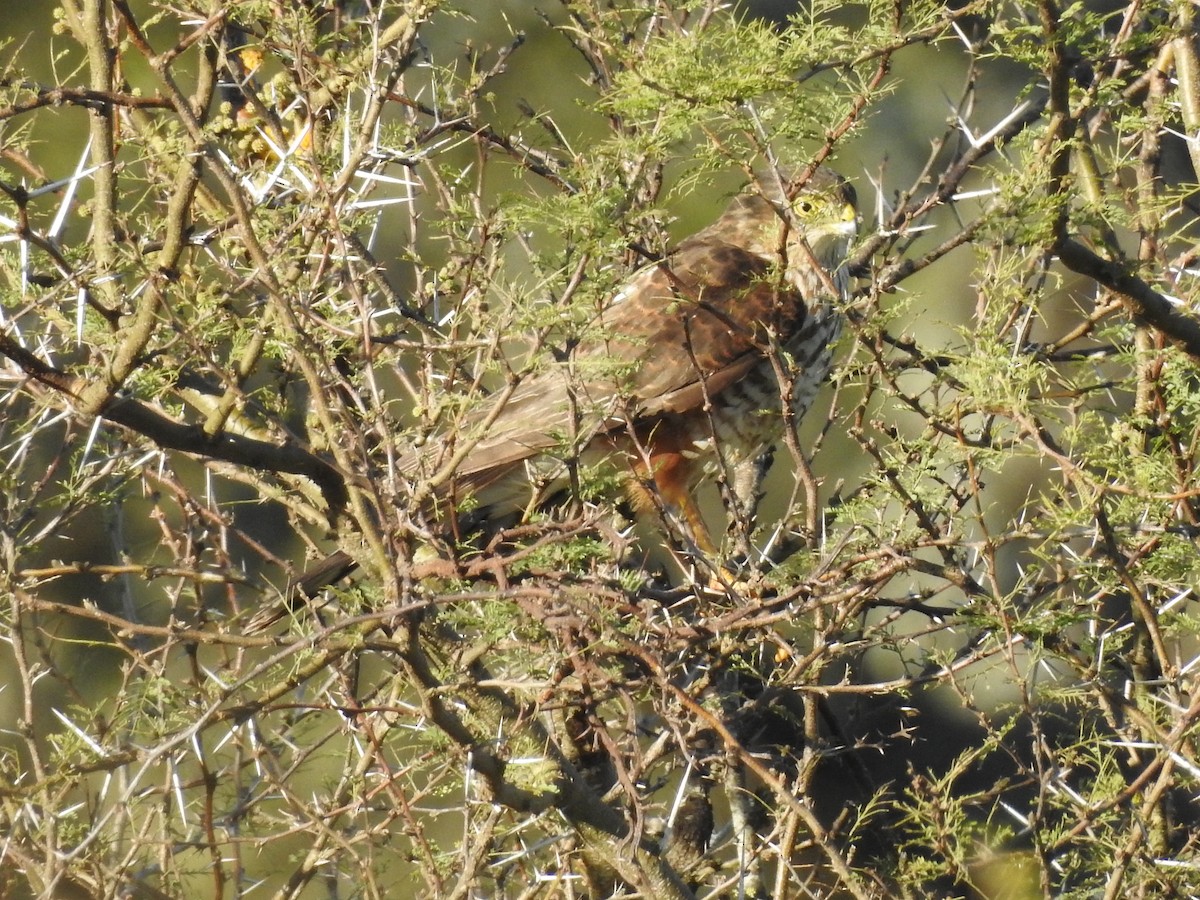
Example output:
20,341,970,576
712,167,859,286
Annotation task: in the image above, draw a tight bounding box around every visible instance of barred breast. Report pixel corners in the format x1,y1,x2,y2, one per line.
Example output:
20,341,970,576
696,303,842,484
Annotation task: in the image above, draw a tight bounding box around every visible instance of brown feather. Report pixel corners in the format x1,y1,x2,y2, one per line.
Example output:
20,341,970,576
284,168,858,603
445,239,810,503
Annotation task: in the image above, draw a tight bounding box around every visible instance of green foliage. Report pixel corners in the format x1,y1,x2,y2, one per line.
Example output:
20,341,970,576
3,0,1200,897
599,1,900,163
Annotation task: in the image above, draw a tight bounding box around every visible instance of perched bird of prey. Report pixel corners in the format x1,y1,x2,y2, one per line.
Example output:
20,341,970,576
289,167,858,601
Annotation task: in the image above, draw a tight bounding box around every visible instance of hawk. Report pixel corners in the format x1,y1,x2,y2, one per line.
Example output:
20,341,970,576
292,167,858,598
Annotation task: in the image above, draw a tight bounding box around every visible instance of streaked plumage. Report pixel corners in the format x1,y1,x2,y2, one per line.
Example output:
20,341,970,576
290,168,857,602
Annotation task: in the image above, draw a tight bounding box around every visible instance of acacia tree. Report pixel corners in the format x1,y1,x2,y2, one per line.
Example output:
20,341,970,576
2,1,1200,897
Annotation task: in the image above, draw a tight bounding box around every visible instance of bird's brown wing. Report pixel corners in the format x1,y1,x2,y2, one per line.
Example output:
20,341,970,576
607,238,807,416
435,238,808,501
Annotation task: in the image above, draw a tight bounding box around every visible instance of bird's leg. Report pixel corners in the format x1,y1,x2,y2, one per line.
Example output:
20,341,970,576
625,449,749,591
722,448,772,576
662,478,721,561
